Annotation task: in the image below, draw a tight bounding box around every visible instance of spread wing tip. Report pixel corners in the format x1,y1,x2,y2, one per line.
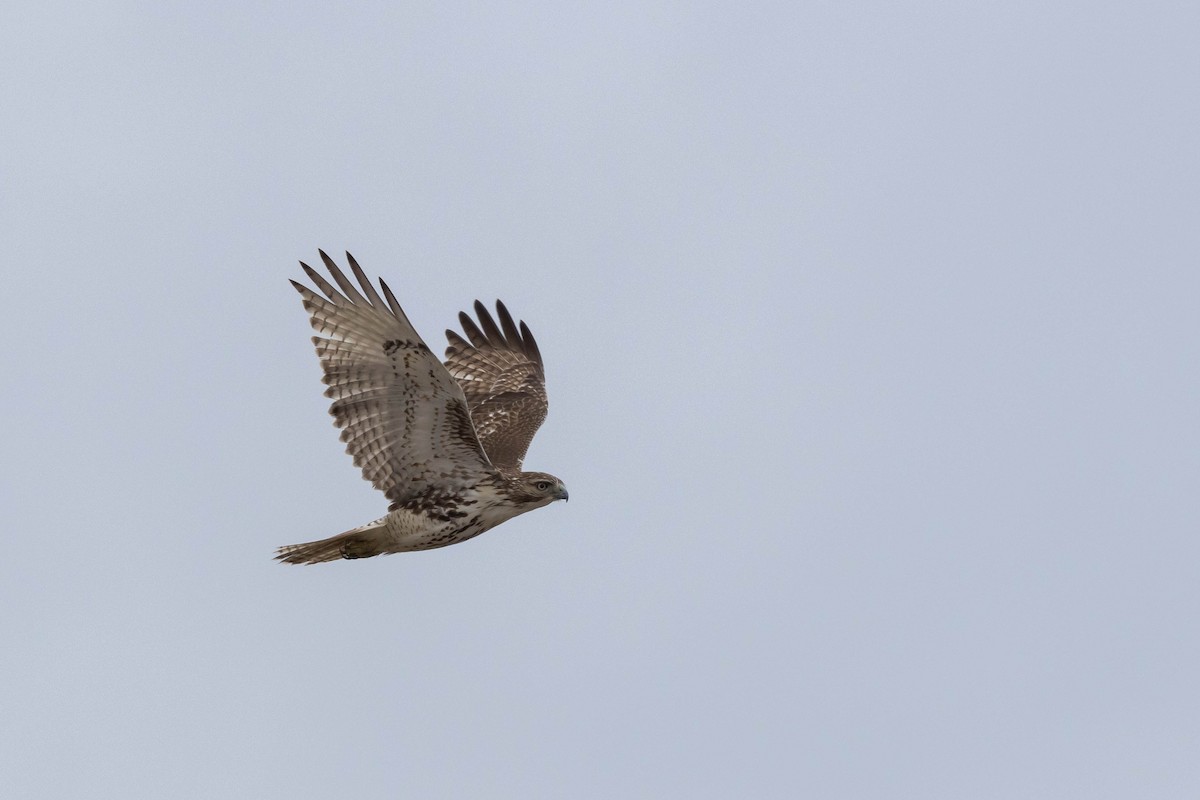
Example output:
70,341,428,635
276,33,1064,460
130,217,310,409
449,299,541,363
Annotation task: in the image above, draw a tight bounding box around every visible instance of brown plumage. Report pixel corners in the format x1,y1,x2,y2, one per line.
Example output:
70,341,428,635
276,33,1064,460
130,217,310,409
444,299,547,476
276,251,567,565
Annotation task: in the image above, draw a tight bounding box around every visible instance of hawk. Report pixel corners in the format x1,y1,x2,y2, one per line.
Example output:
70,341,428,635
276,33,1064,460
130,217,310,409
276,251,568,565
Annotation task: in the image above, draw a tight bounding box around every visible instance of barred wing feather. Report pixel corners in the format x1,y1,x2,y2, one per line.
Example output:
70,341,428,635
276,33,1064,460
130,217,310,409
444,300,549,475
292,251,495,506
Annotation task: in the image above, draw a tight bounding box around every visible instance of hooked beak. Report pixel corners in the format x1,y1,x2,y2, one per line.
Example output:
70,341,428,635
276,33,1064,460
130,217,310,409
556,484,569,502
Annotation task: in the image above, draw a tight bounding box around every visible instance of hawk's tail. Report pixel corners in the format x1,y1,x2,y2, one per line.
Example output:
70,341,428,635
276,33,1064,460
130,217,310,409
275,519,390,565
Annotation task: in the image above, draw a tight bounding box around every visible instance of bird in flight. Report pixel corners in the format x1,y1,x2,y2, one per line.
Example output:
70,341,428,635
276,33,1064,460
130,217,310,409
276,251,567,564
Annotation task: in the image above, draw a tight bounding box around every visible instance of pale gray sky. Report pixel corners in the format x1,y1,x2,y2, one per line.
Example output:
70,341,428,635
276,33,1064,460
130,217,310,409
3,2,1199,797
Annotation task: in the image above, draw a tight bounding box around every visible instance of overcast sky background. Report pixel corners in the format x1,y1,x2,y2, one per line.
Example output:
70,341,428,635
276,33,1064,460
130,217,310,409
3,2,1198,797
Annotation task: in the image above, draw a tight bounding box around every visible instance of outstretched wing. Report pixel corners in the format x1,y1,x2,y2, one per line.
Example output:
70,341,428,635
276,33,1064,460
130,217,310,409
443,300,548,475
292,251,496,506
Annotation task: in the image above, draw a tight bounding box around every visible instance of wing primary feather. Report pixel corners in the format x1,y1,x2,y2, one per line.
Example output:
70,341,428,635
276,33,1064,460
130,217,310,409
495,300,522,347
290,281,328,312
300,261,343,302
345,251,386,310
519,320,543,364
319,250,371,307
474,300,505,343
458,311,488,348
378,278,417,329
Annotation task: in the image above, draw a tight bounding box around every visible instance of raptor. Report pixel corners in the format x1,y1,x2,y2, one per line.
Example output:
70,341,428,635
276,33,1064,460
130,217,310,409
276,251,567,564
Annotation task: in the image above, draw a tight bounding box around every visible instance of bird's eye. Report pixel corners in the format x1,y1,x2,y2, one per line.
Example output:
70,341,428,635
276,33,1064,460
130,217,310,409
535,481,551,491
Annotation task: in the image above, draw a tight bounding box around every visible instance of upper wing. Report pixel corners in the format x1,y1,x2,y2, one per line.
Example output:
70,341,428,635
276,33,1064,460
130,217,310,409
292,251,496,506
443,300,548,475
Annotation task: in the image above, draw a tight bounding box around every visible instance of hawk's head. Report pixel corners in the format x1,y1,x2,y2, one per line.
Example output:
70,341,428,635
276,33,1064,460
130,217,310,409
509,471,569,507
